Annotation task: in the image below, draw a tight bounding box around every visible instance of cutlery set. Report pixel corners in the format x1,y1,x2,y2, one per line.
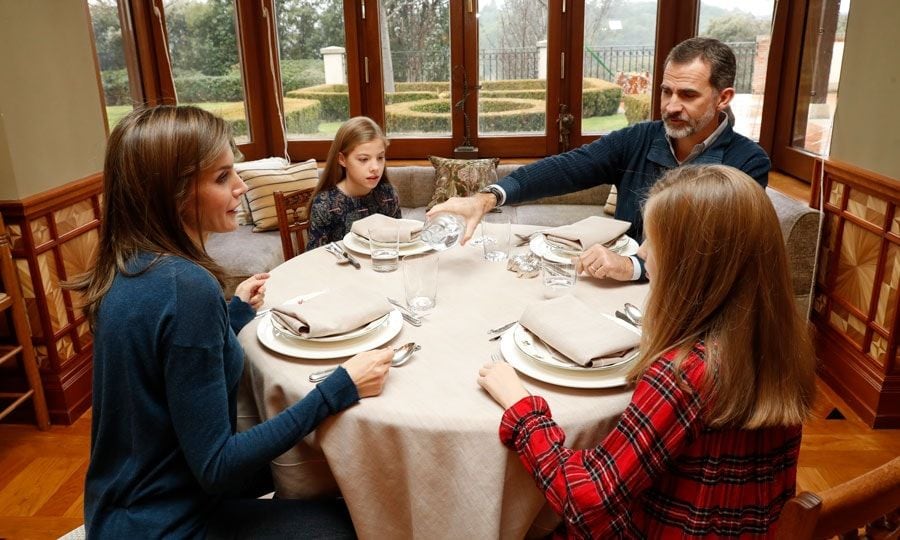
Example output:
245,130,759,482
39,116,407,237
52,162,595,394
325,242,361,269
387,297,423,327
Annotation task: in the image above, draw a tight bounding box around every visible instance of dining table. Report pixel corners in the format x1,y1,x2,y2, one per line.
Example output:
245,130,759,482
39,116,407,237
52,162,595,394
236,224,650,539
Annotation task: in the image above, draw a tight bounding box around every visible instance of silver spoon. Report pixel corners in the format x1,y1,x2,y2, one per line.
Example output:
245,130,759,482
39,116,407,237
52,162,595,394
623,303,643,326
308,343,421,383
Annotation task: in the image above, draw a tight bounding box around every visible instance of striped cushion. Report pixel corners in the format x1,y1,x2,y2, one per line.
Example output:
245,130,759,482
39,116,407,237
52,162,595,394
240,158,318,232
234,157,290,225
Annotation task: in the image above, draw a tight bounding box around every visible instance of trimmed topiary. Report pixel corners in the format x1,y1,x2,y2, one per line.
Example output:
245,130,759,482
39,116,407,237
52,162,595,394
624,94,651,125
385,98,546,133
582,78,622,117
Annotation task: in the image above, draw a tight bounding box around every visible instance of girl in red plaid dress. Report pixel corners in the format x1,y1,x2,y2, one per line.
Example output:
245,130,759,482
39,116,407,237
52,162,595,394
478,165,816,539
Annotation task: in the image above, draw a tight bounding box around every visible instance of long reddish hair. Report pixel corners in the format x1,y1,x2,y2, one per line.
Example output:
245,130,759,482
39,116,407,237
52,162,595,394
630,165,815,429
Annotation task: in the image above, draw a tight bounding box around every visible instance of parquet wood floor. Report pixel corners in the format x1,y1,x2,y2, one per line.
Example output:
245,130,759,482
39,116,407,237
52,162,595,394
0,377,896,540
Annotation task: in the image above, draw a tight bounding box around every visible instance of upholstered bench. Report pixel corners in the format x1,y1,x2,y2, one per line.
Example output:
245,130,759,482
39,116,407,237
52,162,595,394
206,165,819,317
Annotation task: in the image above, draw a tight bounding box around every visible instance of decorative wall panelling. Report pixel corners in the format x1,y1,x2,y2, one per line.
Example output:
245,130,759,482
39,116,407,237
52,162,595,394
811,159,899,428
0,174,102,424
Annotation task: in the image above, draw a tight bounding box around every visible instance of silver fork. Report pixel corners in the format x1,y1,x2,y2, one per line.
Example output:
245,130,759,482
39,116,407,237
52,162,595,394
386,298,423,326
491,353,508,364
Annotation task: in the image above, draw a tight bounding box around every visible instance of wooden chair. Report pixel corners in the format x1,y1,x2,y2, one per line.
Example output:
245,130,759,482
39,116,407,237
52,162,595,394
776,456,900,539
273,187,316,261
0,213,50,430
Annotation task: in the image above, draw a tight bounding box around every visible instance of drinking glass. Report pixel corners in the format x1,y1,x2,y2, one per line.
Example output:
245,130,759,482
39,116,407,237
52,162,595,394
368,226,400,272
470,168,499,246
482,212,510,261
402,253,439,314
541,255,577,298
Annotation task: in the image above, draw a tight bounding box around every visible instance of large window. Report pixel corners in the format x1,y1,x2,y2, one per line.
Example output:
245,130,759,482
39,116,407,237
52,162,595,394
164,0,251,144
88,0,137,132
381,0,451,138
698,0,775,142
582,0,658,136
87,0,833,183
276,0,349,140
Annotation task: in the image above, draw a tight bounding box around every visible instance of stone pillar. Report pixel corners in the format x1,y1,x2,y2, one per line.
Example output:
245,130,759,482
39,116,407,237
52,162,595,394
752,35,770,95
321,46,346,85
537,40,547,80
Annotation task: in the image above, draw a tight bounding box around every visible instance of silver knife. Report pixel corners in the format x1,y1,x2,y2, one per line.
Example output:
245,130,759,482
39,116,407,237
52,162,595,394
338,243,361,269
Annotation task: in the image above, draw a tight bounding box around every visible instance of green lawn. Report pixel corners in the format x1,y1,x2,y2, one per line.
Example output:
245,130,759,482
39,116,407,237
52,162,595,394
582,113,628,133
106,102,249,130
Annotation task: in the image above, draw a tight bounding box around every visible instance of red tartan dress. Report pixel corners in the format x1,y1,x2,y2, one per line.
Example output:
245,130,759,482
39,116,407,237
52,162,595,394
500,344,801,539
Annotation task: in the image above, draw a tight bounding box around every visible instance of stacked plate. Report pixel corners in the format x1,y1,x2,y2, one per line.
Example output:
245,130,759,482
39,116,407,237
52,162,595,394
498,315,640,389
342,232,433,256
529,234,639,263
257,309,403,359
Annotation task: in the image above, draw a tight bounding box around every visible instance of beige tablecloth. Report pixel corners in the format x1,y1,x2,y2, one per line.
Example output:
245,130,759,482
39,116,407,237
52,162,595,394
237,225,649,539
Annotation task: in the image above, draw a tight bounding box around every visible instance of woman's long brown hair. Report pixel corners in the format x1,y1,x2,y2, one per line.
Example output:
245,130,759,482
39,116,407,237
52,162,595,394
630,165,816,429
68,105,233,327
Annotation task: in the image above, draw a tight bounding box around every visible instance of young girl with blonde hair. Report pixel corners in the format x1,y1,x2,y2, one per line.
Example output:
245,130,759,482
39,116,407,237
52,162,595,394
307,116,400,249
478,165,816,538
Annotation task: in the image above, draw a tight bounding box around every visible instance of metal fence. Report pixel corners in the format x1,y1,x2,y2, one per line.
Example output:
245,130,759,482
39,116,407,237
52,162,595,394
479,47,539,81
389,41,758,92
583,42,758,93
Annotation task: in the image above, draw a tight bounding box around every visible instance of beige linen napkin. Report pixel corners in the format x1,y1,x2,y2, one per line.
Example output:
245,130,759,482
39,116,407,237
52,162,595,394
519,296,640,367
543,216,631,251
271,286,392,338
350,214,423,243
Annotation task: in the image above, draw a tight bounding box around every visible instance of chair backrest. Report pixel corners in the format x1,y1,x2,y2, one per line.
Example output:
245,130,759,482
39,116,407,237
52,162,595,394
775,456,900,539
273,187,315,261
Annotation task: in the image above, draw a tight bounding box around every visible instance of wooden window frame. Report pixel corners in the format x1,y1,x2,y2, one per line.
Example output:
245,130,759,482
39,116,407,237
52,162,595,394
96,0,826,179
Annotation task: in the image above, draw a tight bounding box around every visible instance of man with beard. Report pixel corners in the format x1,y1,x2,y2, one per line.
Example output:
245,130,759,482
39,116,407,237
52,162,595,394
428,37,769,282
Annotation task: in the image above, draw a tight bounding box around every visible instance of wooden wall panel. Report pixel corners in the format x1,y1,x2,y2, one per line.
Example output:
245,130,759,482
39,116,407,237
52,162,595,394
0,174,102,425
811,159,900,428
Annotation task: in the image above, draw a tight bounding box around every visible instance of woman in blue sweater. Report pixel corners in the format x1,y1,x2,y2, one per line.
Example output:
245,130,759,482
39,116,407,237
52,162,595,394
71,106,392,539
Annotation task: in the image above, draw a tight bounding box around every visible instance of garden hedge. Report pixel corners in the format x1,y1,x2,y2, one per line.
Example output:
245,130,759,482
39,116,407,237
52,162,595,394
624,94,651,125
213,98,320,137
385,98,546,132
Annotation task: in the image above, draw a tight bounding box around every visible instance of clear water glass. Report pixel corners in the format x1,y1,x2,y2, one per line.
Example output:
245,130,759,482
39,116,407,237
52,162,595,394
420,213,465,251
541,255,577,298
368,226,399,272
482,213,510,262
402,253,439,314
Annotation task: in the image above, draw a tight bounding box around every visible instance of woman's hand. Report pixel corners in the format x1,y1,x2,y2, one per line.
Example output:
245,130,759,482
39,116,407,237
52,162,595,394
234,273,270,310
427,194,495,245
342,348,393,398
477,362,530,409
576,245,633,281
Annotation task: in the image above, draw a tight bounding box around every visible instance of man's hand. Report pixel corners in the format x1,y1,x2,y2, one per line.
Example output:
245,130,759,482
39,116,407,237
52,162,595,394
234,273,270,310
427,193,496,245
576,245,633,281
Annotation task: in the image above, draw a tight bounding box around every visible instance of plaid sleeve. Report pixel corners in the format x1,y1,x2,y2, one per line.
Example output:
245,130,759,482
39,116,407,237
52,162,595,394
499,352,707,537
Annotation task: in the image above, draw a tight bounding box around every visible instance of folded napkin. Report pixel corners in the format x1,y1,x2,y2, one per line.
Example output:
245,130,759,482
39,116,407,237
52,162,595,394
350,214,423,243
519,296,640,367
271,286,392,338
543,216,631,251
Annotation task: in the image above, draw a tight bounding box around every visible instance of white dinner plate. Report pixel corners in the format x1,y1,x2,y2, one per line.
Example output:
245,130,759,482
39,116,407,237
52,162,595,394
529,234,638,263
500,328,638,389
342,232,433,256
513,322,639,372
257,309,403,359
270,312,391,343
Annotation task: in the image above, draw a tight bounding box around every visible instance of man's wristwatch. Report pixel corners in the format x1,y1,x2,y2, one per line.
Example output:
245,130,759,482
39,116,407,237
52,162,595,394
478,184,503,207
